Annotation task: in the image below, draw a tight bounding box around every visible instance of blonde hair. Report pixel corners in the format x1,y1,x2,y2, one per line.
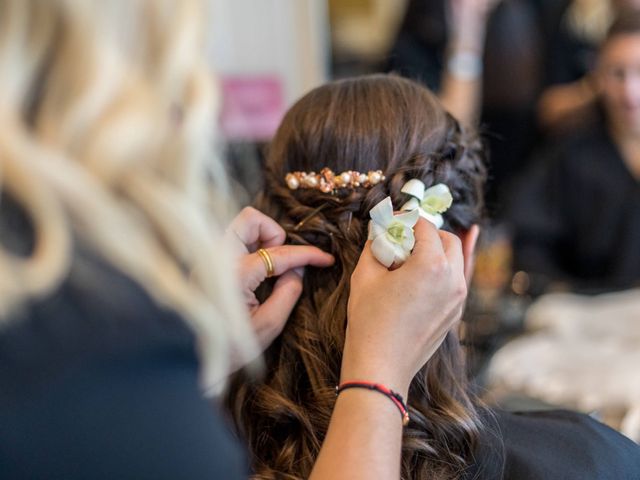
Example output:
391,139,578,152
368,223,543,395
0,0,257,390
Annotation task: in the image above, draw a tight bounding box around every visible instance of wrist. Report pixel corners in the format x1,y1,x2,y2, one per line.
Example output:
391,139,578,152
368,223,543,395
341,338,411,398
447,50,483,80
450,21,487,50
337,381,410,426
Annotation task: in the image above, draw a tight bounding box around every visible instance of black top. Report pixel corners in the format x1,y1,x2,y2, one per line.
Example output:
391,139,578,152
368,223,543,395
510,113,640,294
385,0,446,92
544,1,598,87
469,409,640,479
0,197,247,480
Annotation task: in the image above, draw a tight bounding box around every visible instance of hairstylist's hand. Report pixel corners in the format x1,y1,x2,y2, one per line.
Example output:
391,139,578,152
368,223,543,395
227,207,334,350
342,218,467,398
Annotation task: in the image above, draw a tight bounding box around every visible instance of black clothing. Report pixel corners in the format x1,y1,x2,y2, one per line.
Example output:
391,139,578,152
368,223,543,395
510,115,640,293
0,197,247,479
385,0,446,92
470,409,640,479
545,2,598,87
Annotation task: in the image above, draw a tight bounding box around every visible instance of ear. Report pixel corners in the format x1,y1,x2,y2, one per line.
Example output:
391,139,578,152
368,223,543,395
459,224,480,284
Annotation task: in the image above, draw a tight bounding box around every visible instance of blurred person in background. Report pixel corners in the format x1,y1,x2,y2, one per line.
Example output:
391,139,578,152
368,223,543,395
538,0,640,133
0,1,475,479
510,10,640,295
387,0,502,126
387,0,552,216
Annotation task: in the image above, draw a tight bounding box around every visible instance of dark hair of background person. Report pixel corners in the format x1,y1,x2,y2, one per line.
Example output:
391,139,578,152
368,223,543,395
605,7,640,42
386,0,448,90
226,74,495,480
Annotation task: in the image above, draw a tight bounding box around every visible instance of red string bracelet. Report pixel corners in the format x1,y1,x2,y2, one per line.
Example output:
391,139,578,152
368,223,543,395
336,381,410,426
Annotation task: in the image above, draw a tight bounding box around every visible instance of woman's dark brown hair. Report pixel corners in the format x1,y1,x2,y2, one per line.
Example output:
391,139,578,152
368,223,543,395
600,7,640,49
227,74,489,480
605,8,640,42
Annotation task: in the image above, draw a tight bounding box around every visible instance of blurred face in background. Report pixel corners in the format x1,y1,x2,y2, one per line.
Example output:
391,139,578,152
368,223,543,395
598,33,640,136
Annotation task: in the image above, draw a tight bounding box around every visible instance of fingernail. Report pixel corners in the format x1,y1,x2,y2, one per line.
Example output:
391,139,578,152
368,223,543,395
294,267,305,278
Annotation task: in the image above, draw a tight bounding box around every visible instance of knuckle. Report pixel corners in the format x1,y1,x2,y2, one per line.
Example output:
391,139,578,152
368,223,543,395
442,231,462,248
440,230,456,240
241,206,258,216
454,280,468,300
429,256,449,275
450,234,463,248
238,206,254,220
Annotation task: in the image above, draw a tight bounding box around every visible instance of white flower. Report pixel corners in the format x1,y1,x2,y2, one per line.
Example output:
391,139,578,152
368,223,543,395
368,196,420,268
400,180,452,229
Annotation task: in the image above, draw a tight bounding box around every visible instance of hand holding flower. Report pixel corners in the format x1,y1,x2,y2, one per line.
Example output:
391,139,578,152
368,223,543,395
368,180,453,268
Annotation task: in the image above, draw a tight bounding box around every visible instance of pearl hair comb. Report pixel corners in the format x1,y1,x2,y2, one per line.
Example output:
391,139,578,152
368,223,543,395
285,168,386,193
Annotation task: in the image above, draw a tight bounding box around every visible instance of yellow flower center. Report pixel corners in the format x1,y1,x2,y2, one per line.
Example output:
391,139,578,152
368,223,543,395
386,222,406,245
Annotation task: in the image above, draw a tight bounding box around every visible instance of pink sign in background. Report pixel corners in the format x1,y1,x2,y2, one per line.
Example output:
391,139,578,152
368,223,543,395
219,75,285,142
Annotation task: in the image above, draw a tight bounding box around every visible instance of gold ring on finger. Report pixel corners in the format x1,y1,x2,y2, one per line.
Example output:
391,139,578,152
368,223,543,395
257,248,275,278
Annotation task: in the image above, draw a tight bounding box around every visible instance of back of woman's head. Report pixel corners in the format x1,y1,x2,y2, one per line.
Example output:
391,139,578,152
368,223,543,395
0,0,256,387
228,74,489,480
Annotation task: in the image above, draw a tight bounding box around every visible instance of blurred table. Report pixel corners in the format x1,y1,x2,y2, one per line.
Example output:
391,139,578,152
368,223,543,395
484,289,640,443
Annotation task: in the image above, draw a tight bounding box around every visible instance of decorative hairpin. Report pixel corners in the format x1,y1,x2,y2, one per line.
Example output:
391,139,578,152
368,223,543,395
368,179,453,268
285,168,385,193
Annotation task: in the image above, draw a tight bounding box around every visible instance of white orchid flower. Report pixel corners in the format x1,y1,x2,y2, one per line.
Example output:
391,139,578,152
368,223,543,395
400,179,452,229
368,196,420,268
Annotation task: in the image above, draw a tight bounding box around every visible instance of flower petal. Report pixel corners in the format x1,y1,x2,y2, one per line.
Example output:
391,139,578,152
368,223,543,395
393,207,420,228
400,179,425,199
421,184,453,214
371,234,396,268
390,238,413,265
419,208,444,228
368,220,386,240
394,244,411,264
400,197,420,211
424,183,451,198
401,226,416,251
369,196,394,228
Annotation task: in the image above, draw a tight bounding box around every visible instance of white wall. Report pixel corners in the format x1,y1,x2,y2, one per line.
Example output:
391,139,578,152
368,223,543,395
208,0,330,106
